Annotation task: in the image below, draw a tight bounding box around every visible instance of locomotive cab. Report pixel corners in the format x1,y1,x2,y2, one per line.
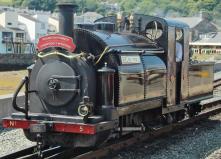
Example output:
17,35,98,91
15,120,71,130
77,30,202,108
130,14,214,114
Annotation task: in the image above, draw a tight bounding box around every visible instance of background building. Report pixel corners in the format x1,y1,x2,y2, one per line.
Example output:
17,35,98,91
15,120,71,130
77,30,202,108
170,12,221,62
169,12,218,42
0,11,30,54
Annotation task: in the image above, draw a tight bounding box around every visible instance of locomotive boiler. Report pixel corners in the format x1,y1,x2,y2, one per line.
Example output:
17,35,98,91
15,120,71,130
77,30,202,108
2,2,214,148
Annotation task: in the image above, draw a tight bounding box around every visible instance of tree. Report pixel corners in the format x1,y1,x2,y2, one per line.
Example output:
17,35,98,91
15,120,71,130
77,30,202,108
84,0,98,12
198,0,219,11
9,0,221,26
12,0,24,7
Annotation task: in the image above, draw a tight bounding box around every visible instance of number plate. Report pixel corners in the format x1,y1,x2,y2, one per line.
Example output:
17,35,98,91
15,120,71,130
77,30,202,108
30,124,46,133
121,55,141,64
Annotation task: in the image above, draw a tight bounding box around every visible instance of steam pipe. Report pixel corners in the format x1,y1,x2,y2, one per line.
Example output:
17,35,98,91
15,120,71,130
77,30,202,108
57,2,78,37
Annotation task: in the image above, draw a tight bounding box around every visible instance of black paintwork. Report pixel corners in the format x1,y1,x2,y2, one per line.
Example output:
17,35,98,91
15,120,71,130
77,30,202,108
29,55,96,115
57,2,77,37
7,9,215,148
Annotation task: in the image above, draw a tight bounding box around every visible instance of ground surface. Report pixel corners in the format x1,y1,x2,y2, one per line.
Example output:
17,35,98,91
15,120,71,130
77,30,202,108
112,113,221,159
0,70,27,95
0,128,35,157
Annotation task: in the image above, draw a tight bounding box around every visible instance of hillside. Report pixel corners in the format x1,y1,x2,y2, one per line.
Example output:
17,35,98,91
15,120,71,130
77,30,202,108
1,0,221,24
0,0,12,6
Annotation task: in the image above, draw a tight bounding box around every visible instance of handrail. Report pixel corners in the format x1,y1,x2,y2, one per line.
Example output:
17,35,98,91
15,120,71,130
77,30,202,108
12,76,29,119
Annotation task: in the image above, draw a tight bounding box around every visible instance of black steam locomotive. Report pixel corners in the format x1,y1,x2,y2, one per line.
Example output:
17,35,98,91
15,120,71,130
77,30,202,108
3,2,214,148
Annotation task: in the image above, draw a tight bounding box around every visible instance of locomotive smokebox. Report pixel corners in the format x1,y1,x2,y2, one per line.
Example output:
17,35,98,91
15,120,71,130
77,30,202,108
57,1,78,37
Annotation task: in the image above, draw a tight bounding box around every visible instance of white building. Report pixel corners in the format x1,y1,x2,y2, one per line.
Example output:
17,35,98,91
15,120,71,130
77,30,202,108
33,12,50,33
0,11,18,28
0,25,12,53
0,11,28,53
0,8,103,53
0,8,52,53
48,17,59,33
48,12,103,33
18,14,47,44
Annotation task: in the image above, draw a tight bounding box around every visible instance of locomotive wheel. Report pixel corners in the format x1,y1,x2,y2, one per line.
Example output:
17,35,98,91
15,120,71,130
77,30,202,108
174,110,185,122
162,113,173,125
187,103,201,117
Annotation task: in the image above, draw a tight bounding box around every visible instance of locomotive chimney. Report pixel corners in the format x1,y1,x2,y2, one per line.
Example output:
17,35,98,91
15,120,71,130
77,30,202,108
57,1,77,37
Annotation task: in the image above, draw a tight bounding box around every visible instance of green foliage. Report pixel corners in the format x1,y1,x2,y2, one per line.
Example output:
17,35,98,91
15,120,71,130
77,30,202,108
4,0,221,23
11,0,57,11
115,0,221,19
0,0,12,6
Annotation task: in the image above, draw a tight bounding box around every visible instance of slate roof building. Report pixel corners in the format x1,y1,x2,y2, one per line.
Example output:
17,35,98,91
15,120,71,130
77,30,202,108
169,12,218,42
190,32,221,46
169,12,221,62
190,32,221,60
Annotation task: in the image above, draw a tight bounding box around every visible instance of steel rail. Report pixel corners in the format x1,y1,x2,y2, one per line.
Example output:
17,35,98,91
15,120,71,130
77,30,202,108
1,146,68,159
214,78,221,88
0,146,37,159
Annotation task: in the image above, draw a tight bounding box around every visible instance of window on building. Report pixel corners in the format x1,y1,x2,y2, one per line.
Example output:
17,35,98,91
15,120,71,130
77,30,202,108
7,22,12,26
16,33,25,42
217,50,221,54
205,49,210,54
2,32,13,42
7,43,12,52
41,23,45,30
192,48,199,54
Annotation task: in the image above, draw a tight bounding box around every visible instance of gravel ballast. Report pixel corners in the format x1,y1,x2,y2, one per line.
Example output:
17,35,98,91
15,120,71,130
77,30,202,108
206,148,221,159
114,113,221,159
0,128,35,157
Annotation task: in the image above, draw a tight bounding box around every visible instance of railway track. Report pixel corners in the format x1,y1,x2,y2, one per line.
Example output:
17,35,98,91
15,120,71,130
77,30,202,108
1,145,92,159
1,146,70,159
1,98,221,159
